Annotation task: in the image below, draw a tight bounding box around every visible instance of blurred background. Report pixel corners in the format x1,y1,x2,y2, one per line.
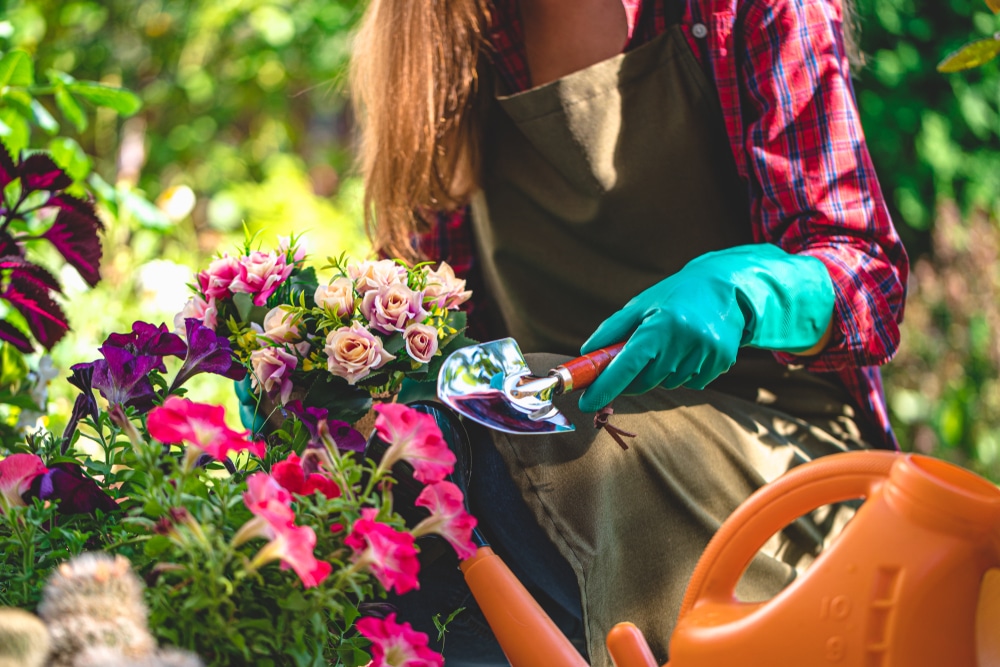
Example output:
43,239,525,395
1,0,998,478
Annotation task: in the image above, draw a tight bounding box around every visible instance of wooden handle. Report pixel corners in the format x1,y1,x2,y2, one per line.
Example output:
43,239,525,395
556,342,626,392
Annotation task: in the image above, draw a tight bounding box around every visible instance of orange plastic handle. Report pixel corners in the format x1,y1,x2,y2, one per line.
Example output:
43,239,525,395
556,342,627,392
678,450,899,617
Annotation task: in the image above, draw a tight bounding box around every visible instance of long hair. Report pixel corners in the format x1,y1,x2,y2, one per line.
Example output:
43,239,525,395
350,0,490,263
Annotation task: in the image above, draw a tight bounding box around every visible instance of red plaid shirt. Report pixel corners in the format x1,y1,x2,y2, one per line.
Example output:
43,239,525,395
416,0,909,448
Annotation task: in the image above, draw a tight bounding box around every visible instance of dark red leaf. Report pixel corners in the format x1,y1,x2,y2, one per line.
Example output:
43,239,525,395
20,153,72,192
0,256,61,292
41,208,102,287
0,144,16,188
0,231,22,257
46,194,104,230
2,274,68,349
0,320,34,353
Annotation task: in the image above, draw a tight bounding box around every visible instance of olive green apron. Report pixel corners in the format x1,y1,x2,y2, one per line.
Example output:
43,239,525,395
469,18,870,667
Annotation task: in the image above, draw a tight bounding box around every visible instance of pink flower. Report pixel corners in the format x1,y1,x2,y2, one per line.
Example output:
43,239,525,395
356,613,443,667
421,262,472,310
345,508,420,594
314,277,356,319
361,283,428,335
324,322,395,385
250,345,298,404
236,472,332,588
229,251,294,306
413,481,477,560
347,259,407,296
174,295,218,333
272,452,342,499
0,453,48,511
403,323,439,364
147,396,267,465
374,404,455,484
261,307,302,343
197,254,242,300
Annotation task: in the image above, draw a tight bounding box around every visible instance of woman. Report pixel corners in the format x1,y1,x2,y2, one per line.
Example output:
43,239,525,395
350,0,908,664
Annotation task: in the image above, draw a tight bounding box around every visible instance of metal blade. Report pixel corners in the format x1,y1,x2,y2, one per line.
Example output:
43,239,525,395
437,338,575,434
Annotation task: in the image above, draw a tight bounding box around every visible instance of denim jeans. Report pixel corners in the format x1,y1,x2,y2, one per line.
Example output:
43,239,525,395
386,421,588,666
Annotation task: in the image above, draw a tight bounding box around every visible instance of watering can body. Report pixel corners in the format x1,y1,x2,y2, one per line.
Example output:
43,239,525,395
607,451,1000,667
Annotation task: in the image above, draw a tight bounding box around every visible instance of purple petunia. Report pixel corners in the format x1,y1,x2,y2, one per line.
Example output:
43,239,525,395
29,462,119,516
285,400,366,454
169,318,246,392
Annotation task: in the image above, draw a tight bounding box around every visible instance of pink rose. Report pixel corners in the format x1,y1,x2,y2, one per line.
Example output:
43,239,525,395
314,277,355,319
347,259,407,295
361,283,428,335
229,251,294,306
324,322,395,385
422,262,472,310
403,323,439,364
174,295,218,333
261,307,301,344
250,346,298,404
197,254,242,300
345,508,420,595
356,613,443,667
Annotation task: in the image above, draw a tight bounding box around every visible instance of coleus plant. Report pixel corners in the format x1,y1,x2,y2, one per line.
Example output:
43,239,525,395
0,143,103,353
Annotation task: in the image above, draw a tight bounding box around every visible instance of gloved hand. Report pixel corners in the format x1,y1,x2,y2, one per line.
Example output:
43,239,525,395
234,375,268,434
578,243,834,412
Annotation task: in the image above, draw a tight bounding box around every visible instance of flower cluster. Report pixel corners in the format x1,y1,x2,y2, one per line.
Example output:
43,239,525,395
178,239,474,424
4,316,478,665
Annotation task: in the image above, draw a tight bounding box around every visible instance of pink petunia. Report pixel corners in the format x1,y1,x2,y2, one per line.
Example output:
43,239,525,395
413,481,478,560
0,453,48,511
272,452,342,500
356,613,443,667
373,404,455,484
147,396,266,466
345,508,420,595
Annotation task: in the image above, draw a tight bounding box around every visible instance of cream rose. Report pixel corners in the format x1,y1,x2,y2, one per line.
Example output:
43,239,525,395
250,346,298,404
422,261,472,310
360,283,427,334
261,307,301,344
403,323,439,364
347,259,407,295
314,277,355,319
325,322,395,385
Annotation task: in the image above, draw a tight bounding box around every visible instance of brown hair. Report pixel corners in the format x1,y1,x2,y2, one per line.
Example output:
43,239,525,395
349,0,490,263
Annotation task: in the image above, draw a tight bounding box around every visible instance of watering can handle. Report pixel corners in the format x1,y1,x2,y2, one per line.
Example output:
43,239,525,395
677,450,900,617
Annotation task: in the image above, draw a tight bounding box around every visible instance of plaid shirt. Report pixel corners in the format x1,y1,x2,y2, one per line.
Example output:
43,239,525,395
416,0,909,448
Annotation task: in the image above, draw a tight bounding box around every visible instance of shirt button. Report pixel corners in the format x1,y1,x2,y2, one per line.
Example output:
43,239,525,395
691,22,708,38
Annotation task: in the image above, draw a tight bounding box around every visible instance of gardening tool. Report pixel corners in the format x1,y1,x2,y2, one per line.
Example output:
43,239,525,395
604,450,1000,667
437,337,625,434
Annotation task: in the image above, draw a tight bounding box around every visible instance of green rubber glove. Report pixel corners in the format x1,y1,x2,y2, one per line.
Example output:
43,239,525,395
234,375,268,434
578,243,835,412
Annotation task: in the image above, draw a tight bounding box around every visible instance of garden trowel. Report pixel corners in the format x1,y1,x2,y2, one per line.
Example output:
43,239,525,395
437,337,624,435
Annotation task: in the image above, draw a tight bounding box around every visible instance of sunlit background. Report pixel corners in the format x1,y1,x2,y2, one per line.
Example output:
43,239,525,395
1,0,999,477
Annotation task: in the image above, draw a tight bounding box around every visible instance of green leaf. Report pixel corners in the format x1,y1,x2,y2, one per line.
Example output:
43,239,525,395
1,88,33,118
0,107,30,156
233,293,255,322
937,36,1000,72
54,87,87,133
30,99,59,134
47,137,92,182
67,82,142,116
0,50,34,88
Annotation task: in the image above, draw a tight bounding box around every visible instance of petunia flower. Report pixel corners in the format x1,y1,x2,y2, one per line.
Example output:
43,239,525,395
356,613,444,667
170,318,246,391
0,453,48,511
284,401,366,453
61,363,100,453
29,462,119,516
345,507,420,595
412,481,478,560
373,404,455,484
272,452,342,500
87,345,161,412
103,321,186,373
147,396,266,467
234,472,331,588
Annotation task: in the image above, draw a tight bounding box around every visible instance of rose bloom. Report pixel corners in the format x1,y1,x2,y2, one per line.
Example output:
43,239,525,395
261,307,301,344
422,261,472,310
347,259,407,296
325,322,395,385
314,277,355,319
361,283,427,335
278,235,306,262
196,254,241,301
174,295,218,333
250,345,298,404
229,251,294,306
403,323,439,364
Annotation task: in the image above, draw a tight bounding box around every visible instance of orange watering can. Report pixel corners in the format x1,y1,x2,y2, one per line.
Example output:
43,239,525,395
606,450,1000,667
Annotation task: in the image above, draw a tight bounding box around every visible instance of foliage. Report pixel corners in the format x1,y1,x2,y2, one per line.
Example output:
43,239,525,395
1,316,474,664
937,0,1000,72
